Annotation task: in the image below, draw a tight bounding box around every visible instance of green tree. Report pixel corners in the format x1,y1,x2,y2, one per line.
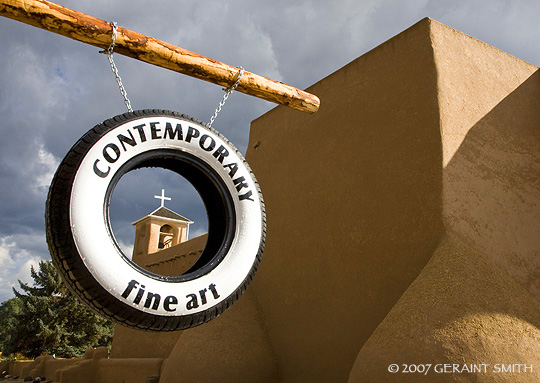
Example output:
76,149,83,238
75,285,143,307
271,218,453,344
3,260,114,358
0,297,23,356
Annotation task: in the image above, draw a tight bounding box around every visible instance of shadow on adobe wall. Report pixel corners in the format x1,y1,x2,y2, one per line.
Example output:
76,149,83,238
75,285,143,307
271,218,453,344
443,68,540,300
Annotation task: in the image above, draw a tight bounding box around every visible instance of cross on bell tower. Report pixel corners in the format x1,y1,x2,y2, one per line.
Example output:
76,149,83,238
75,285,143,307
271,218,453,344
154,188,171,207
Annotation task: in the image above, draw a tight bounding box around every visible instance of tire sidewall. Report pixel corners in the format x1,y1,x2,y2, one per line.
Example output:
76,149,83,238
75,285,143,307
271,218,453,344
69,112,263,317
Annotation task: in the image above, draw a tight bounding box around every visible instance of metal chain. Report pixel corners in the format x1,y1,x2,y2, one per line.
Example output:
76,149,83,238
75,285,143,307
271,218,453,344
208,67,244,128
100,22,133,112
101,21,242,120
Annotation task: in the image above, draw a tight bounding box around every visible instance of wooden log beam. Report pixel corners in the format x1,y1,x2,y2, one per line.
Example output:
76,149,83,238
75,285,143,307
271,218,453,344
0,0,320,113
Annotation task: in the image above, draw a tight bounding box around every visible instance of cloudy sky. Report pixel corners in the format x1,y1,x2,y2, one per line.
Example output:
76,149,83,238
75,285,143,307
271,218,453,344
1,0,539,303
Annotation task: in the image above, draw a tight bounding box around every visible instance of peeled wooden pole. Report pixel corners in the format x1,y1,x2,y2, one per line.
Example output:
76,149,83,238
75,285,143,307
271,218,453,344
0,0,320,113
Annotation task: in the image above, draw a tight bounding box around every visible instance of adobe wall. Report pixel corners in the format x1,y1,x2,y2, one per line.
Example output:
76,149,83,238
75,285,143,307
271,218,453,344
158,289,279,383
348,20,540,382
430,21,540,300
0,360,33,378
110,325,182,359
131,234,207,277
345,19,540,382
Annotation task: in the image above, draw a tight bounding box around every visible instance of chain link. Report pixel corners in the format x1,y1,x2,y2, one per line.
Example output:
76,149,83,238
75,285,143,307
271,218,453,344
208,67,244,128
100,22,133,112
101,21,243,121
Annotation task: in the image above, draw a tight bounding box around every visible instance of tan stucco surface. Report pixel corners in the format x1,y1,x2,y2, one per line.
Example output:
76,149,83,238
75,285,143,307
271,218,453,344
431,21,540,300
110,325,182,359
348,235,540,382
133,234,207,277
159,289,278,382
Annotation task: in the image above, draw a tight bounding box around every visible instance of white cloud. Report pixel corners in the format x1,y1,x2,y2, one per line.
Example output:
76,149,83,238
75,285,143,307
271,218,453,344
34,144,60,194
0,235,44,302
116,239,134,261
0,241,12,271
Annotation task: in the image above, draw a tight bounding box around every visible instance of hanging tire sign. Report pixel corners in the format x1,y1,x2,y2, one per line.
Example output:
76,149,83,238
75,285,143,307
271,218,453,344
46,109,265,331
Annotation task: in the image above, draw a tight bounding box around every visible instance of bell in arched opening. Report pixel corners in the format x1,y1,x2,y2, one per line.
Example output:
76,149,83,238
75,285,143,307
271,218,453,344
158,224,174,249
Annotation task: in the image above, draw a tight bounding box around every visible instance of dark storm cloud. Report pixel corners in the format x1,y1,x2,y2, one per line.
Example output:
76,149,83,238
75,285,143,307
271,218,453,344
1,0,539,302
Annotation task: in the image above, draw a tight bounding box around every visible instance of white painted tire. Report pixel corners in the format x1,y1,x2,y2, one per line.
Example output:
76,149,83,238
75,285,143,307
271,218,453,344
46,110,265,331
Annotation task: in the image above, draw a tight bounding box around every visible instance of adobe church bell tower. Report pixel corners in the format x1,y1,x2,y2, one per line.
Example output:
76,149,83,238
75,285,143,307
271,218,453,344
131,189,193,258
